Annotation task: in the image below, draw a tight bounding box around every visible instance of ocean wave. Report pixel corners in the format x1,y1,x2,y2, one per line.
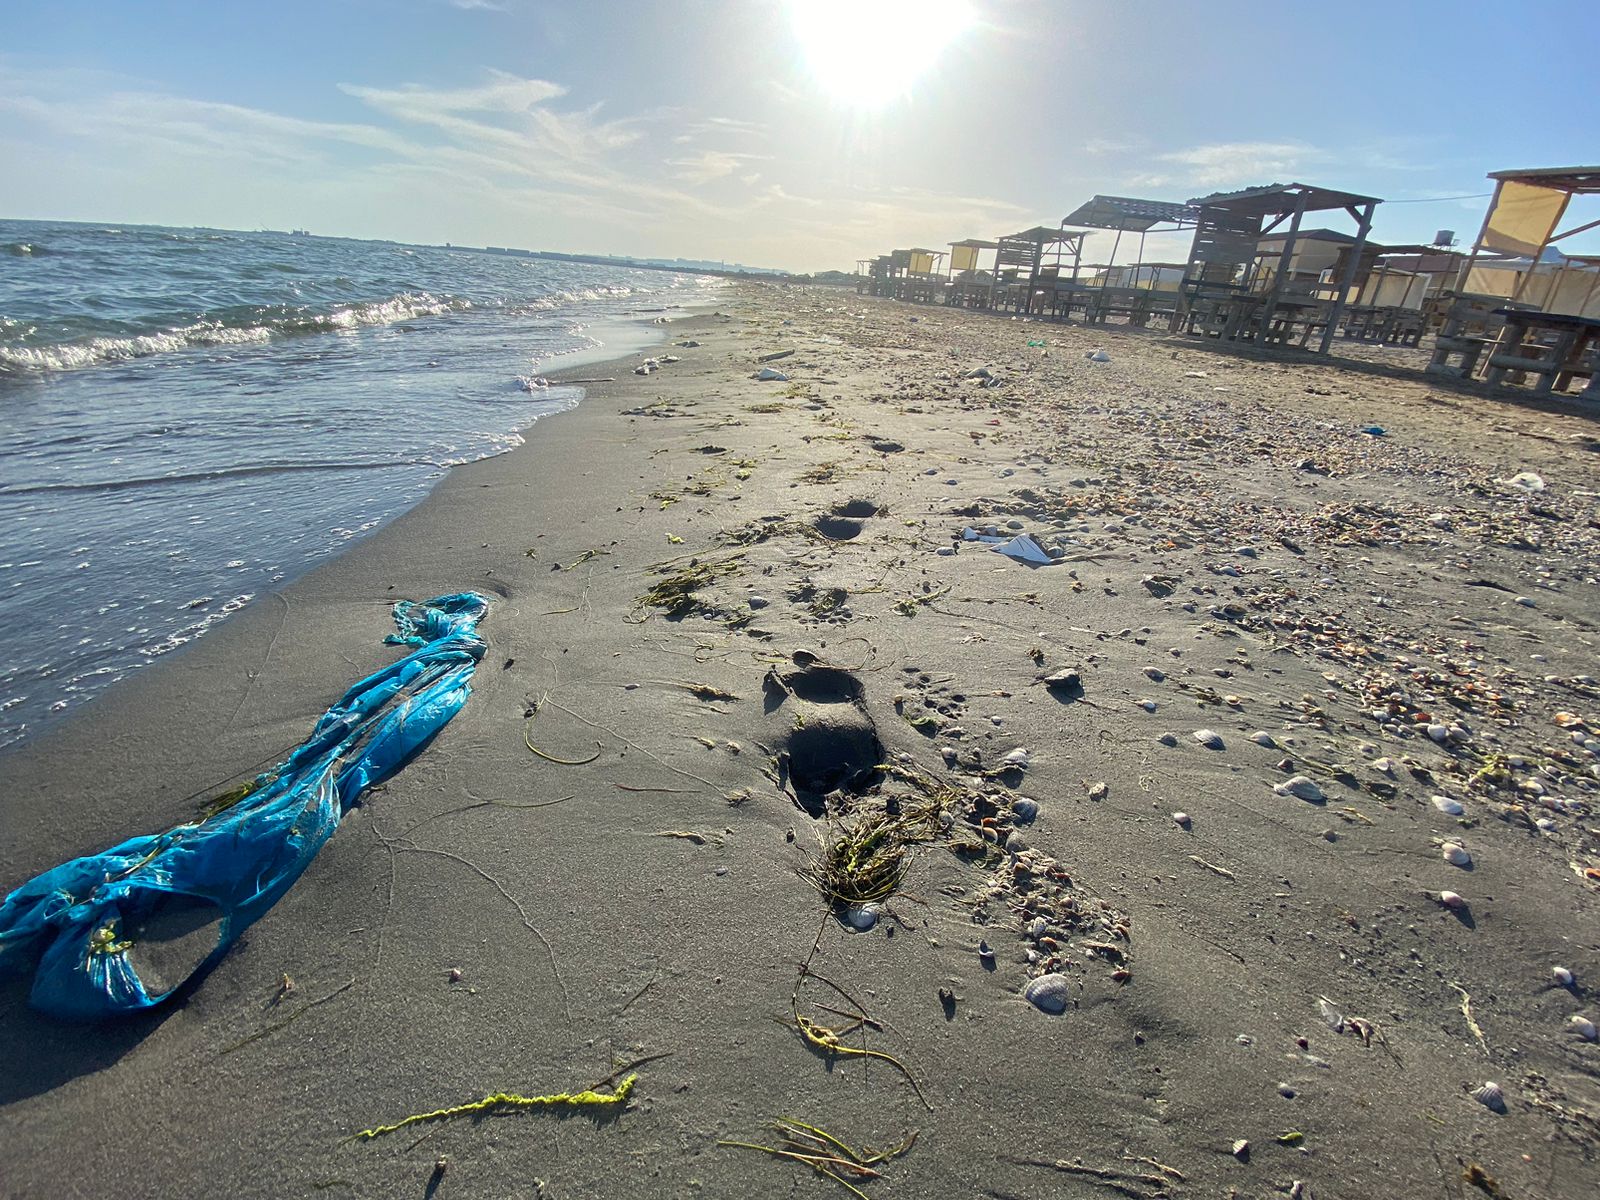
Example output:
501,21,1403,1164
0,291,472,374
0,458,435,497
3,242,44,256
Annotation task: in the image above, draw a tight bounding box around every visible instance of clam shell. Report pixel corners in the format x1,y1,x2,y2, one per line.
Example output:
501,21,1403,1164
1572,1015,1598,1041
1000,747,1031,769
1432,795,1465,816
1426,723,1450,743
1023,972,1072,1014
1275,775,1324,802
1192,728,1225,750
1172,811,1191,828
1553,966,1575,986
1471,1081,1506,1113
1441,842,1472,867
1250,731,1277,747
1372,757,1394,774
1438,890,1466,909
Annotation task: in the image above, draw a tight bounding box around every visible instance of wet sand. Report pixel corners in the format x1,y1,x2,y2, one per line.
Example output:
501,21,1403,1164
2,285,1597,1199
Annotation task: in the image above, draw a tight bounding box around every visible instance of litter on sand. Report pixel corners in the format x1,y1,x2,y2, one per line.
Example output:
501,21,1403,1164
0,593,490,1020
756,366,790,381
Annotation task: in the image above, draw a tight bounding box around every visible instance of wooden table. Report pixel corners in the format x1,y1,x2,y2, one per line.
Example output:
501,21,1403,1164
1485,309,1600,399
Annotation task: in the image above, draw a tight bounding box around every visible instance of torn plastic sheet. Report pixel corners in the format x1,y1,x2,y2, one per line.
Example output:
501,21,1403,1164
0,593,489,1020
962,528,1057,564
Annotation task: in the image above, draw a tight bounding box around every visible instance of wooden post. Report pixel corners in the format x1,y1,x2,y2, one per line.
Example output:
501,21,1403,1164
1260,189,1309,342
1320,201,1374,354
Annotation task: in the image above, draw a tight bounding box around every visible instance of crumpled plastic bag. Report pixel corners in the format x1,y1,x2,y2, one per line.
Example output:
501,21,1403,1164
0,593,489,1020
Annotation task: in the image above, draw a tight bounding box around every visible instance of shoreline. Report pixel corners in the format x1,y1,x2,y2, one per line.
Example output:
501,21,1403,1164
2,285,1596,1199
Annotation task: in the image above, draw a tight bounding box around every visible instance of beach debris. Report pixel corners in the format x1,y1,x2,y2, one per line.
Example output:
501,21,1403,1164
1441,842,1472,867
1572,1015,1598,1041
978,940,996,966
756,366,790,381
718,1118,917,1199
799,802,939,908
1432,795,1466,816
1173,811,1191,828
992,533,1054,565
788,970,932,1111
963,365,993,379
1189,854,1235,880
353,1073,638,1141
0,593,491,1020
1192,728,1225,750
1000,747,1031,770
1086,349,1112,363
1157,732,1178,746
1470,1081,1506,1113
1023,972,1072,1014
1274,775,1324,802
1038,667,1082,693
1499,470,1546,492
1231,1139,1251,1160
757,349,796,363
1250,731,1277,747
1437,889,1467,910
842,904,879,932
1554,966,1575,987
1012,798,1039,822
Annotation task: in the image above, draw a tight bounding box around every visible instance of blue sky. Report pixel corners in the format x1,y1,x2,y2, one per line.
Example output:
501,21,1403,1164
2,0,1597,270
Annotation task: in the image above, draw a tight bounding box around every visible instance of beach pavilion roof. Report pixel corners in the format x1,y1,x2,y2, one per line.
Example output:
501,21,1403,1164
1487,166,1600,193
1188,182,1381,221
950,237,1000,249
1006,225,1081,244
1063,195,1199,232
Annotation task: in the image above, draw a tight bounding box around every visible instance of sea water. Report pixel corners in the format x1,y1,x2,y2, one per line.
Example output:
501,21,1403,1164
0,220,719,747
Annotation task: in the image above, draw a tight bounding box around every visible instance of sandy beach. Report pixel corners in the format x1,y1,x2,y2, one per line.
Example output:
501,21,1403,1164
2,285,1598,1199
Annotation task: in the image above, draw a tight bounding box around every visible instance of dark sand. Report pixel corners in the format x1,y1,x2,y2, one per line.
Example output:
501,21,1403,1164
2,286,1598,1199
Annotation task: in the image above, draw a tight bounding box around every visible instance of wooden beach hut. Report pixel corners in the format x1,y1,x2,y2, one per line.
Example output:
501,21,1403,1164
1172,182,1381,353
947,238,999,307
988,225,1086,314
1060,195,1199,324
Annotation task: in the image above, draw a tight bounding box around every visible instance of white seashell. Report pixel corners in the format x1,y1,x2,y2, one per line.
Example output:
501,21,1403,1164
1441,842,1472,867
1173,811,1191,828
1471,1082,1506,1113
1139,698,1158,711
1023,972,1072,1014
1432,795,1465,816
1553,966,1574,986
1192,728,1224,750
1231,1139,1250,1159
1086,349,1111,363
1275,774,1324,802
1571,1015,1598,1041
1438,890,1466,909
1427,723,1450,743
1535,817,1556,833
1372,757,1394,774
842,904,879,932
1250,731,1277,747
1000,747,1030,769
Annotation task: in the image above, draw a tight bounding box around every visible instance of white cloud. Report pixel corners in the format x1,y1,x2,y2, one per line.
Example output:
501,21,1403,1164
1154,140,1327,189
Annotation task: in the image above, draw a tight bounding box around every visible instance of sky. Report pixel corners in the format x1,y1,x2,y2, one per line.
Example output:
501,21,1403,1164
2,0,1598,272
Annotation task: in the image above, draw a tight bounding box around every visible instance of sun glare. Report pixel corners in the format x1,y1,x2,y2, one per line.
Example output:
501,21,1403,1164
789,0,976,109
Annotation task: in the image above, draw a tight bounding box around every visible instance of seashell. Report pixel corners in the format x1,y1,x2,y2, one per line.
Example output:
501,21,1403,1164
1173,811,1191,828
1432,795,1465,816
1535,816,1556,833
1471,1082,1506,1113
1086,349,1112,363
1372,757,1394,774
842,904,879,932
1000,747,1031,769
1437,890,1466,909
1139,698,1158,711
1012,797,1039,822
1317,996,1345,1031
1192,728,1225,750
977,940,996,964
1275,775,1324,802
1572,1015,1598,1041
1157,732,1178,746
1250,731,1277,747
1441,842,1472,867
1427,723,1450,743
1027,916,1048,939
1023,972,1072,1014
1231,1139,1250,1160
1553,966,1574,987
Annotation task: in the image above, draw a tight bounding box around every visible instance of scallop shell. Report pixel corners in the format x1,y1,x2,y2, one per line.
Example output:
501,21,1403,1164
1249,731,1277,747
1572,1015,1598,1041
1553,966,1574,986
1471,1082,1506,1113
1432,795,1465,816
1438,890,1466,909
1441,842,1472,867
1193,728,1225,750
1274,775,1324,802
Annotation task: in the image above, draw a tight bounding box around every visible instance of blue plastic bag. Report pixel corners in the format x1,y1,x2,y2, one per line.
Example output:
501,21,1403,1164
0,593,488,1020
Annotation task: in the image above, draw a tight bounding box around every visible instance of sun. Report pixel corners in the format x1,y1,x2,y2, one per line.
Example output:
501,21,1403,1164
789,0,976,109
